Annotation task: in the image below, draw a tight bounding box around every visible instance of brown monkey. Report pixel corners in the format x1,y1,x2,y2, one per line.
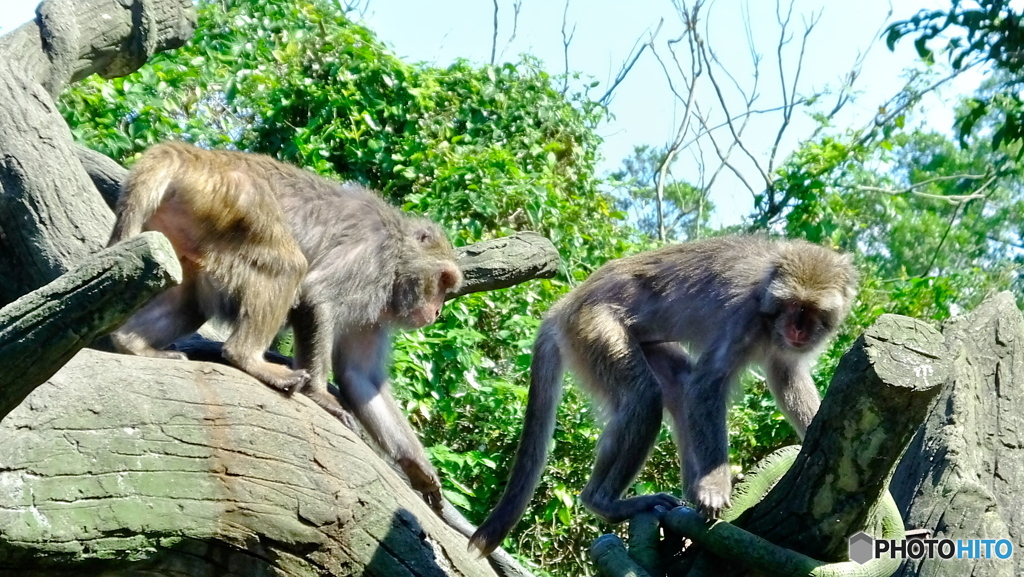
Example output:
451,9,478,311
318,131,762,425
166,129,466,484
109,142,463,508
470,235,857,555
108,143,310,392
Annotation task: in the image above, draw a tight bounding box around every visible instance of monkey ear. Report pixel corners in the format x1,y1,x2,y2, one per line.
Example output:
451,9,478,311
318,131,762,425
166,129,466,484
440,264,463,292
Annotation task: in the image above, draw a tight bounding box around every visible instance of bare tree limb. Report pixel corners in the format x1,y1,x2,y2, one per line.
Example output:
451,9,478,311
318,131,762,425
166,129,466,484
598,19,662,106
560,0,576,93
490,0,499,66
650,1,704,241
767,2,821,182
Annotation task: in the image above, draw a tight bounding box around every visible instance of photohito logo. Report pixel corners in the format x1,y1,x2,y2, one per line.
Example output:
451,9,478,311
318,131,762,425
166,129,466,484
848,532,1014,564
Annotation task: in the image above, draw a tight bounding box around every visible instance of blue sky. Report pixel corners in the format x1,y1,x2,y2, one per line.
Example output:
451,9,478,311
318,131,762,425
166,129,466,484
0,0,981,223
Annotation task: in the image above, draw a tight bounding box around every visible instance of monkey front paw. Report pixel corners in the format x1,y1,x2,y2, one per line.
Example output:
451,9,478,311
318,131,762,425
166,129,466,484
399,456,443,512
688,466,732,518
627,492,681,517
649,492,682,513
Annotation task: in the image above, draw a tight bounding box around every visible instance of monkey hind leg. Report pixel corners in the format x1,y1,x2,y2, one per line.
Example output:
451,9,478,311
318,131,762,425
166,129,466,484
111,283,204,361
580,385,680,522
216,245,310,393
571,311,679,523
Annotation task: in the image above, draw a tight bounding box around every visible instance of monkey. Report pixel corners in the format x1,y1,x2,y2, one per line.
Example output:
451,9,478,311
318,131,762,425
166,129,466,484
108,142,463,508
276,163,464,510
469,235,858,555
108,142,311,392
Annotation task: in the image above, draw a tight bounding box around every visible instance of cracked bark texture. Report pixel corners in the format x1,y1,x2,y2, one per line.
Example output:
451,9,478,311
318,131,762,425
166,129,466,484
0,0,196,307
890,292,1024,577
0,349,499,577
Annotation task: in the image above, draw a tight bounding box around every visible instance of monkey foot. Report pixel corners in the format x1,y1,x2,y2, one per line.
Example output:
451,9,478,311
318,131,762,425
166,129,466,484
322,403,359,431
265,369,310,394
422,488,443,512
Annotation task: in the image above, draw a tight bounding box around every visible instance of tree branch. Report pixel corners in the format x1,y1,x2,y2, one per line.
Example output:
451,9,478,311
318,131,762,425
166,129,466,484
0,232,181,420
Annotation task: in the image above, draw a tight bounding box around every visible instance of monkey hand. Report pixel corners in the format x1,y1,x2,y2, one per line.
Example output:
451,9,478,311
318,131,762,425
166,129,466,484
688,463,732,518
399,456,443,513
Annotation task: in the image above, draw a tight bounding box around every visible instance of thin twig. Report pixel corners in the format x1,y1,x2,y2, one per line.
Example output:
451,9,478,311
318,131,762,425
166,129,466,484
599,19,663,105
652,1,704,240
693,102,758,197
490,0,499,66
698,40,772,191
561,0,576,93
857,173,998,204
498,0,523,62
859,64,976,146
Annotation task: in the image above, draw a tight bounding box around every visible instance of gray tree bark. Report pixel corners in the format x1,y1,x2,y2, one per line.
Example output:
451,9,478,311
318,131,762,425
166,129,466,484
452,232,560,297
891,292,1024,577
0,0,196,307
0,232,181,420
0,349,501,577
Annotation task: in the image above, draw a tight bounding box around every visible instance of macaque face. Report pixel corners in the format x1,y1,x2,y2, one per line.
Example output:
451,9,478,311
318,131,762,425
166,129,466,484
775,300,839,352
397,264,463,329
405,294,444,329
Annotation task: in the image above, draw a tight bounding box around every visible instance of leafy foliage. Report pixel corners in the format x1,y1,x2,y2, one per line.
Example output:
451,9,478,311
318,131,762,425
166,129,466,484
609,145,714,241
886,1,1024,151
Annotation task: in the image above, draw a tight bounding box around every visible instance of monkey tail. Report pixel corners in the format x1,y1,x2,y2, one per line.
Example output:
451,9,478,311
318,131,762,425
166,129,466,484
469,319,564,556
107,146,179,247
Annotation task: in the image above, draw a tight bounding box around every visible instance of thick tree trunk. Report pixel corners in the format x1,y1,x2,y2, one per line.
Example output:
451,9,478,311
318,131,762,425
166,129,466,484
0,349,499,577
890,292,1024,577
0,0,196,307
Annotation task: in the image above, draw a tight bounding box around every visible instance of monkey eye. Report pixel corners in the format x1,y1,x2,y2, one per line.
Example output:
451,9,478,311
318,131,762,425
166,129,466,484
416,229,436,244
820,315,835,331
